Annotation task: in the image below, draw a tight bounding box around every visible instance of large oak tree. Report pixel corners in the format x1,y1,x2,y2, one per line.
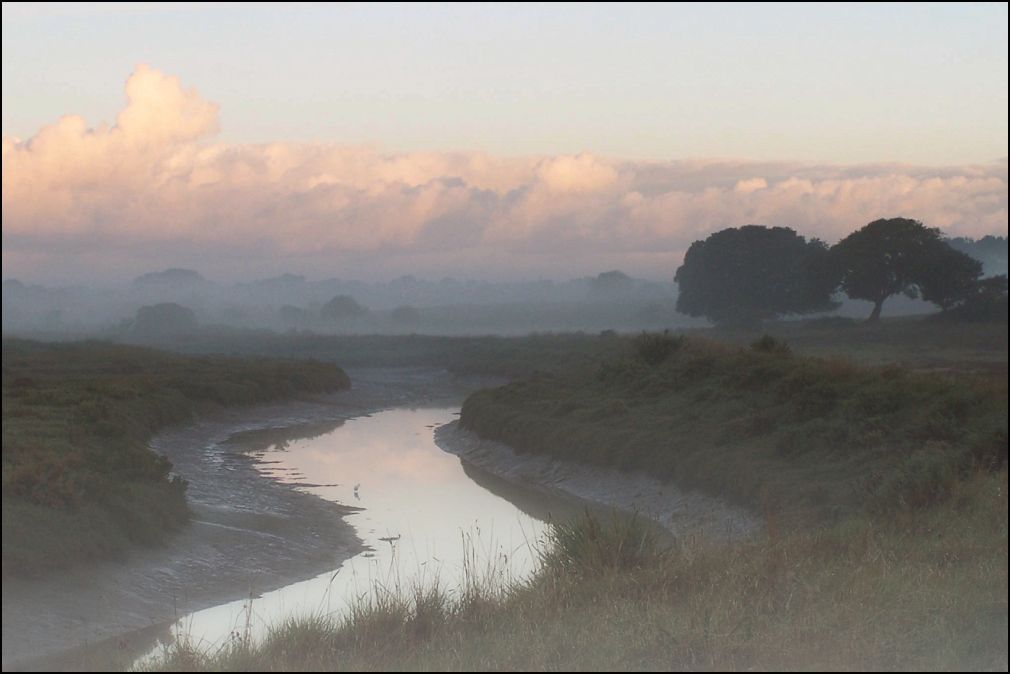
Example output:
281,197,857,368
675,225,838,327
832,218,982,322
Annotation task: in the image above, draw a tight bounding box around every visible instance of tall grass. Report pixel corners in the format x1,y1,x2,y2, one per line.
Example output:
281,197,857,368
539,511,661,577
142,481,1008,671
461,334,1008,522
2,338,351,576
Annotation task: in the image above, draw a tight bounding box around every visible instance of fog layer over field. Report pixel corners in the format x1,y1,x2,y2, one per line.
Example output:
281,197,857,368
3,232,1006,339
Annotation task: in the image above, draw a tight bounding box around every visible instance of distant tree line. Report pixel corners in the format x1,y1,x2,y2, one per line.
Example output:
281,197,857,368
945,235,1008,277
120,220,1004,338
675,218,1008,326
127,294,383,341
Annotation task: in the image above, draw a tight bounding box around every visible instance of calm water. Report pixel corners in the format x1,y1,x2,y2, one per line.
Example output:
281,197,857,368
150,406,581,656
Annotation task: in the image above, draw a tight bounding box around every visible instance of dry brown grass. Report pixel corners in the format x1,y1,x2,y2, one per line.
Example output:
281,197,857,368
148,471,1007,671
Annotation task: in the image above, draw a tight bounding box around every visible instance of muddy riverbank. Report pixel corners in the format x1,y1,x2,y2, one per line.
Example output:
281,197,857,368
4,367,758,670
2,368,490,671
434,421,760,541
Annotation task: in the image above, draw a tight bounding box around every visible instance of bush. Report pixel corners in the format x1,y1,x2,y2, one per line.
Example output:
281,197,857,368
751,334,792,356
634,330,684,366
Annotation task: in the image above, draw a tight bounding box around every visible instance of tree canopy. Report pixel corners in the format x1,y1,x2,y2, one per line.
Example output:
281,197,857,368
590,270,634,295
832,218,982,321
674,225,838,327
320,294,369,322
131,302,198,340
926,275,1008,324
945,235,1009,277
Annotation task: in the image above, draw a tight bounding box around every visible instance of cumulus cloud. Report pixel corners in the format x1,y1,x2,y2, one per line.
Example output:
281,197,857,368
3,66,1007,282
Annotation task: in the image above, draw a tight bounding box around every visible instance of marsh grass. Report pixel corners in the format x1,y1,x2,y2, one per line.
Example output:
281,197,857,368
14,322,1007,669
461,334,1008,522
539,510,661,577
2,338,351,576
142,482,1008,671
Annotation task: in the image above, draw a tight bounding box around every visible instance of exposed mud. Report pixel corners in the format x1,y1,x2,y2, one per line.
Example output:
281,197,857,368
434,421,761,541
2,368,488,671
3,368,756,670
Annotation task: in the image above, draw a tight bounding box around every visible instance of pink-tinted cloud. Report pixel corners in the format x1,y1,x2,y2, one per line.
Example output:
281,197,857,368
3,66,1006,282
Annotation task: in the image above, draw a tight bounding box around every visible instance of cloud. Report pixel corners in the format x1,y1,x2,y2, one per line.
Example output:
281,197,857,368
3,66,1007,282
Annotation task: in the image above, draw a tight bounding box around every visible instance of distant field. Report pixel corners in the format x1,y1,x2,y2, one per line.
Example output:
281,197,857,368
1,339,350,576
159,330,621,378
146,313,1008,379
702,316,1008,376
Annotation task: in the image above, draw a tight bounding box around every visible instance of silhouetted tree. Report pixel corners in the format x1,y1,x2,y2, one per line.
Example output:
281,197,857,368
832,218,982,322
918,246,985,311
131,302,197,340
320,295,368,322
590,270,634,295
674,225,838,327
927,275,1008,323
945,235,1009,277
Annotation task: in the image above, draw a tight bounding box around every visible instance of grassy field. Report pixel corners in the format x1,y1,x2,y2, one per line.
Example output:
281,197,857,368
152,314,1008,380
702,316,1008,377
160,330,619,379
461,332,1007,522
2,339,350,576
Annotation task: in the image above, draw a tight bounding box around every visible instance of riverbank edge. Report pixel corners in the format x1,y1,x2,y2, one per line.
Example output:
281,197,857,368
4,366,493,671
434,420,760,542
3,392,374,671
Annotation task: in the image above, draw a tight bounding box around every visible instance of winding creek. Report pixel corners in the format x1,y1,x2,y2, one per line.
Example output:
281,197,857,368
4,367,756,671
150,405,579,661
2,369,586,670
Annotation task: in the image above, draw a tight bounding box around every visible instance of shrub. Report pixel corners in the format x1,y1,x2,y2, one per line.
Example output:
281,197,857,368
634,330,684,366
751,334,792,356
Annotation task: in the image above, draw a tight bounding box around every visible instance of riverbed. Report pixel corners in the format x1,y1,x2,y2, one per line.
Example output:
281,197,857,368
4,366,756,671
1,368,496,670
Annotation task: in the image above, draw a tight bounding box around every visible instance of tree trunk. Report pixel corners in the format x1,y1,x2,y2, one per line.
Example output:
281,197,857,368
867,298,884,323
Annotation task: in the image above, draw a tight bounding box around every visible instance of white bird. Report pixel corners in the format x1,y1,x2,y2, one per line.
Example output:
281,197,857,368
353,483,361,499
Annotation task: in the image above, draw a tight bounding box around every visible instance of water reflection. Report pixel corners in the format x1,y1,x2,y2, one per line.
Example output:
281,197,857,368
222,418,347,454
151,407,563,658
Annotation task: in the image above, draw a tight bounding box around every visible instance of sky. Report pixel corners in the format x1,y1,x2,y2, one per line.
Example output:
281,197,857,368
2,2,1008,284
